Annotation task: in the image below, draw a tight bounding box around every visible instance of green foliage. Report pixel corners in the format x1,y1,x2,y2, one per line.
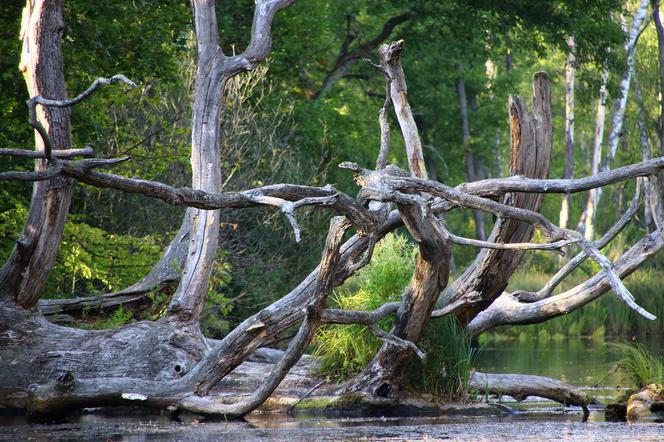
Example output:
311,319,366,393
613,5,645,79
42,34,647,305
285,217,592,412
313,233,415,381
611,342,664,389
45,217,165,297
314,233,477,400
81,306,134,330
407,316,477,401
201,259,234,338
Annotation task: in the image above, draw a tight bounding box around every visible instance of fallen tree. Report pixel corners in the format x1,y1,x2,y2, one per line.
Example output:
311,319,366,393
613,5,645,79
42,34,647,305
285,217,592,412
1,0,663,419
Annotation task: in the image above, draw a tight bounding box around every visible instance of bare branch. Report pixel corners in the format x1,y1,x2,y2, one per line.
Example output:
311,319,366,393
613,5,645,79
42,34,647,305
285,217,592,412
379,40,427,178
516,181,642,302
29,75,136,109
0,165,63,182
436,221,577,253
26,75,136,160
458,157,664,198
0,147,93,159
224,0,296,76
579,240,655,320
368,324,425,360
466,231,664,337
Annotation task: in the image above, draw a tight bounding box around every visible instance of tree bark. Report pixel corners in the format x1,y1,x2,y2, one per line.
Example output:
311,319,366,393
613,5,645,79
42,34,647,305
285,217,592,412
0,0,73,308
345,41,451,399
166,0,225,322
435,73,553,324
469,371,595,410
582,69,608,240
560,37,575,230
456,61,486,241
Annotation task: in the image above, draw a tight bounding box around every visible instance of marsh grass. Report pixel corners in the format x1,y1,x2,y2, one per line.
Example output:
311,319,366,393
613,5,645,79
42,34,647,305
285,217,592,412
406,316,477,401
313,234,476,400
611,342,664,388
313,234,415,381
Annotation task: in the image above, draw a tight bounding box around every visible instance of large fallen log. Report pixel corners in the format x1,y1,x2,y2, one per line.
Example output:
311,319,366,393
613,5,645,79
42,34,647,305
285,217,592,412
469,371,597,412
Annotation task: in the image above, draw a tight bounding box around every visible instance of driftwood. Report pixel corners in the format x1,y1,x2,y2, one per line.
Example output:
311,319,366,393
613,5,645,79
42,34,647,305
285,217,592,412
1,0,663,420
469,371,596,412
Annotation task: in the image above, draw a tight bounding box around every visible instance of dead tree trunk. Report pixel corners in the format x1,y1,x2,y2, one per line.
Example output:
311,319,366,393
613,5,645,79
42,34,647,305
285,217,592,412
435,73,553,324
165,1,226,323
0,0,73,307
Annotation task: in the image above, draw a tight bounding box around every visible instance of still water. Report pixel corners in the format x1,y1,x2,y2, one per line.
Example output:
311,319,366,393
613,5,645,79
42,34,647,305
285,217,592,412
475,336,664,406
2,337,663,441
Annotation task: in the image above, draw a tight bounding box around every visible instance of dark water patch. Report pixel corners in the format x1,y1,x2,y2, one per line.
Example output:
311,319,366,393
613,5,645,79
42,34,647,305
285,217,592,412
2,412,664,441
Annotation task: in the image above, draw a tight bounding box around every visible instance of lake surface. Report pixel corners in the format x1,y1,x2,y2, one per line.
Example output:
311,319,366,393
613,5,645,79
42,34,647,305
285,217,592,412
2,337,663,441
475,336,664,406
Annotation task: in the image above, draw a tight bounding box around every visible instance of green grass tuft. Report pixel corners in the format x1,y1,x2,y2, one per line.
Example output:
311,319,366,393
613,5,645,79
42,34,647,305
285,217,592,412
406,315,477,401
611,342,664,389
313,233,477,400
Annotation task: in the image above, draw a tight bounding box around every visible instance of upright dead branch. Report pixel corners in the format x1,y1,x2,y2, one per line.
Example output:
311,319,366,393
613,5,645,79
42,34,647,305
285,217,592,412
378,40,427,179
345,41,451,399
167,0,294,322
435,73,552,324
0,0,73,308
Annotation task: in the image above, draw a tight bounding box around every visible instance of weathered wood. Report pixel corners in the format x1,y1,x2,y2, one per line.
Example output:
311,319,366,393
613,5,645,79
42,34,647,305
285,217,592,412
0,147,93,159
166,0,225,322
469,371,595,411
345,42,451,399
167,0,296,323
466,230,664,336
516,182,642,302
0,0,73,308
435,73,553,323
379,40,428,179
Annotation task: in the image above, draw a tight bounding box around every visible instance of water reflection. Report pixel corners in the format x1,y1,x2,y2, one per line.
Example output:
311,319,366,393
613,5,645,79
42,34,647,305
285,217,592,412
475,336,663,405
